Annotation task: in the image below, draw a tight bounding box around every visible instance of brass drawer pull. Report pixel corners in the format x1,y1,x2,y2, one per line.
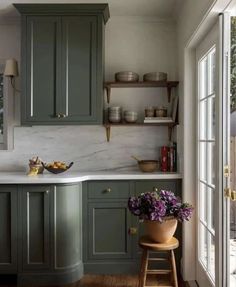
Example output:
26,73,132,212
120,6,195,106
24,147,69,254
55,113,67,118
129,227,137,235
105,188,112,193
153,187,159,192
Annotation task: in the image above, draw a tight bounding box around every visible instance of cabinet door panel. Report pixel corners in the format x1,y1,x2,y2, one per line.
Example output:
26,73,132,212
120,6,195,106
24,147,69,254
23,16,61,123
0,186,17,272
22,186,51,271
61,16,100,122
53,184,82,270
88,202,132,260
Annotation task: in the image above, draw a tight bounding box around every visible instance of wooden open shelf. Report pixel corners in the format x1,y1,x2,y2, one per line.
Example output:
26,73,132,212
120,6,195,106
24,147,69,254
104,81,179,103
104,121,178,142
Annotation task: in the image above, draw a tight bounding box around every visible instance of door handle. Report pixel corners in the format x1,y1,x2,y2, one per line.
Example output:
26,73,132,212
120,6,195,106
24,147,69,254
224,188,236,201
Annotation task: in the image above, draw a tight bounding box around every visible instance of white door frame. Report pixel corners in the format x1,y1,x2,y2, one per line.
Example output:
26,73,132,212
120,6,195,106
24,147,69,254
181,0,234,284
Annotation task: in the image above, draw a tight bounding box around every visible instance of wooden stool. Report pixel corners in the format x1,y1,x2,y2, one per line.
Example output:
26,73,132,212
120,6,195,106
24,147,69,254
139,236,179,287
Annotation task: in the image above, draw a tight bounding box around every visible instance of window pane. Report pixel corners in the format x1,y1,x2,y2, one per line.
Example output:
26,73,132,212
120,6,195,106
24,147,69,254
200,142,207,181
208,187,215,232
0,73,3,144
199,223,207,267
200,57,207,99
209,50,216,94
200,100,207,140
208,96,216,140
199,183,207,223
207,142,216,186
209,234,215,281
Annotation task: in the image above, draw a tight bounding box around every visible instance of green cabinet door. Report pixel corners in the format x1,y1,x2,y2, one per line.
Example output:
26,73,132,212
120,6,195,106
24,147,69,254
52,184,82,271
22,16,62,124
21,185,52,271
61,16,102,123
87,201,132,260
0,186,17,273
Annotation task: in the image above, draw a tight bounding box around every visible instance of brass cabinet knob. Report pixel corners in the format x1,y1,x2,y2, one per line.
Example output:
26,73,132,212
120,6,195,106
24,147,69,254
55,113,67,118
105,188,112,193
45,190,49,195
129,227,137,235
153,187,159,192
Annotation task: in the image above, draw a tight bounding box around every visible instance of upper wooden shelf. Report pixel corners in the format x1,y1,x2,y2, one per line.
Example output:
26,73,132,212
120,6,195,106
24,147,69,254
104,81,179,88
104,81,179,103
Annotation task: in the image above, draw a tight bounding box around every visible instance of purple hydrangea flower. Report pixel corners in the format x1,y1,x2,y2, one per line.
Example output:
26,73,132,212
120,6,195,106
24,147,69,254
128,190,194,222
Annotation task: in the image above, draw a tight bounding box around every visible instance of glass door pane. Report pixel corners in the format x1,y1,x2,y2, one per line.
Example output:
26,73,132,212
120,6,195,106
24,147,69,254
198,46,216,285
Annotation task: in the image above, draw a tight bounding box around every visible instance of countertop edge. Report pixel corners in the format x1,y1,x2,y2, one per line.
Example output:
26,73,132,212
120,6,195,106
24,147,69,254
0,172,182,184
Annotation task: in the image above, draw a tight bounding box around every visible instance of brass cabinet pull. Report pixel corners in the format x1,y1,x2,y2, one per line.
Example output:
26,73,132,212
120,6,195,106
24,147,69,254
153,187,159,192
105,188,112,193
55,113,67,118
129,227,137,235
45,190,49,195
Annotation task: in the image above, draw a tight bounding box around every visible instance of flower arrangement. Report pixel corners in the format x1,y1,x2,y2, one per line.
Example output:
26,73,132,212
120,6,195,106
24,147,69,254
128,190,193,222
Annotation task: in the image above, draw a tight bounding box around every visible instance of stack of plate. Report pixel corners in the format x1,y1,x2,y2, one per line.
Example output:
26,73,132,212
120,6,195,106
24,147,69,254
108,106,122,123
124,111,138,123
143,72,167,82
115,71,139,82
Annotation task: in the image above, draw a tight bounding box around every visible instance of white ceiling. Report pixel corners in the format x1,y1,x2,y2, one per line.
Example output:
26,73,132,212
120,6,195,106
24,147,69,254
0,0,183,19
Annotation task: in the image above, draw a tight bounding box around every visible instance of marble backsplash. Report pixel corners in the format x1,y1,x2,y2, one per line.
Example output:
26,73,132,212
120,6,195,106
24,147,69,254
0,125,170,172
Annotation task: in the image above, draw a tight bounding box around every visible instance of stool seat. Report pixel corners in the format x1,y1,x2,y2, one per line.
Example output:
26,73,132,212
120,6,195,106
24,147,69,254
139,236,179,251
138,236,179,287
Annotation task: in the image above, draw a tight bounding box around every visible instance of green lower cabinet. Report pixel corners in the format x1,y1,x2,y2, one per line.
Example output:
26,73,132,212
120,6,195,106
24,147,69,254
0,186,18,273
18,184,83,286
83,179,182,274
21,185,52,272
87,201,132,260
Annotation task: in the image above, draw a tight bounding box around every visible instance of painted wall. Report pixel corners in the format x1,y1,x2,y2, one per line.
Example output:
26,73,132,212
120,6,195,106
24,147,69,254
0,16,177,172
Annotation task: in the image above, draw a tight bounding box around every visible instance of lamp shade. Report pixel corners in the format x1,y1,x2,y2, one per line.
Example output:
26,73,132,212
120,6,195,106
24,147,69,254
4,58,19,77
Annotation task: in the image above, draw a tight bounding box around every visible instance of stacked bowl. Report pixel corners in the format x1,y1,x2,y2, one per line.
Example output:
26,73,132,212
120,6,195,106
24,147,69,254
108,106,122,123
124,111,138,123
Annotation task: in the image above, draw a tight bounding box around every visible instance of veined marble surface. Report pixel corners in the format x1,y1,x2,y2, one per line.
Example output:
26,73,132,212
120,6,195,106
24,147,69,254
0,125,174,172
0,171,182,184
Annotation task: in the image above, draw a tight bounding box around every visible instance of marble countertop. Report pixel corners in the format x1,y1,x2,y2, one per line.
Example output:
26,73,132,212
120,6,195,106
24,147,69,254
0,171,182,184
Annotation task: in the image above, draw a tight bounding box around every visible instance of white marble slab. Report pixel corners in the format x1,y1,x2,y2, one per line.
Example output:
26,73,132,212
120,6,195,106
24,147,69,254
0,171,182,184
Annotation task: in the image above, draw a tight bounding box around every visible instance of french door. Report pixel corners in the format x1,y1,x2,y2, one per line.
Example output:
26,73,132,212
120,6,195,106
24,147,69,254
196,11,236,287
196,23,222,287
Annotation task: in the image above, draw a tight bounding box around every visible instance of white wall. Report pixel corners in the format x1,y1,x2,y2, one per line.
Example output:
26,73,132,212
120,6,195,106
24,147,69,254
0,16,178,172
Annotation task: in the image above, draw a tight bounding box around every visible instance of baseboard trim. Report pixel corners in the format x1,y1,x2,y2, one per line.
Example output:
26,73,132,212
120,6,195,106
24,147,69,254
17,262,84,286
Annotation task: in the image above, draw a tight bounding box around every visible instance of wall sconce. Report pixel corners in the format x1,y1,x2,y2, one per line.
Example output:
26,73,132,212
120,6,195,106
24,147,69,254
4,58,20,92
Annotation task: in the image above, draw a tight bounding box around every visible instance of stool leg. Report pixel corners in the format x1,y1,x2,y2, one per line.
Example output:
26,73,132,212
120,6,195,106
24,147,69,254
171,250,178,287
139,249,149,287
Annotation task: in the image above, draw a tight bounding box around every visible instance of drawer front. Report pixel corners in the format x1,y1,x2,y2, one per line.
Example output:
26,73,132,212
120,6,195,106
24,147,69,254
88,181,130,199
135,180,178,196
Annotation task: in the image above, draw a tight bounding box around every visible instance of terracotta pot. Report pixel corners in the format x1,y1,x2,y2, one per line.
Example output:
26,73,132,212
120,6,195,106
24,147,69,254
144,217,178,243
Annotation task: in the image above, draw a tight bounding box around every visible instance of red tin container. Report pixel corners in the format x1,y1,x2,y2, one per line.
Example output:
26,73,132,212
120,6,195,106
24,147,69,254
161,146,169,172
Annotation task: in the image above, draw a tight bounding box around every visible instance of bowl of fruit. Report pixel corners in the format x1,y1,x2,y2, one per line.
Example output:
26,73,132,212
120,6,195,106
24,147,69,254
42,161,74,174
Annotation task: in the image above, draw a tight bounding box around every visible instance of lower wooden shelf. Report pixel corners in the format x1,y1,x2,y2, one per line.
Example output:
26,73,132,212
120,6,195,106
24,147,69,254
103,121,178,142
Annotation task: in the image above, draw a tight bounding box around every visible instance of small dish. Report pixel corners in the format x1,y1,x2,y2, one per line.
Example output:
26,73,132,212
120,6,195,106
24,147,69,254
42,162,74,174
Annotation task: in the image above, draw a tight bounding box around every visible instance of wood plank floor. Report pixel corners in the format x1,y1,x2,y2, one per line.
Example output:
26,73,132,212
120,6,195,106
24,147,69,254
78,274,188,287
0,274,188,287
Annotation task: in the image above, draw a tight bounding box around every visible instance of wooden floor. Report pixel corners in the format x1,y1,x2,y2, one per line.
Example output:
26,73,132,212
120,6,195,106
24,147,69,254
0,274,188,287
78,274,188,287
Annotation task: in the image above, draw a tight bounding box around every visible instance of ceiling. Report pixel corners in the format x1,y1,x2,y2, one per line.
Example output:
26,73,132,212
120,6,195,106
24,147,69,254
0,0,183,19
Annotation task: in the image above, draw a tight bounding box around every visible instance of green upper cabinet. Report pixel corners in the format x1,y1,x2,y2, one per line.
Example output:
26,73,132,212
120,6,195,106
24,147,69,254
15,4,109,125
